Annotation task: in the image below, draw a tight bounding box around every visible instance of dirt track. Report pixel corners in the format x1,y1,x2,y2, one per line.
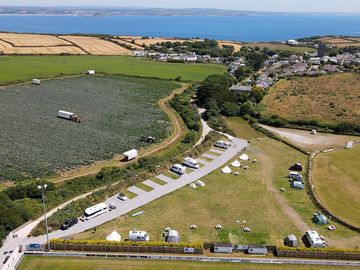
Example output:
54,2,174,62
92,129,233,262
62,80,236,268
52,84,188,184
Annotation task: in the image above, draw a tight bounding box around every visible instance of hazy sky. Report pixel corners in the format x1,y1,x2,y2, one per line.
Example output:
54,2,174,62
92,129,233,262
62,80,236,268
0,0,359,13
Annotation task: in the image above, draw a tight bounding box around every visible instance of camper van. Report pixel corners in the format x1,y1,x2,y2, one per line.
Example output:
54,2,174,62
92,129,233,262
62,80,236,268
288,171,302,179
305,230,325,248
171,164,186,175
83,203,108,220
183,157,200,169
214,140,231,149
128,230,150,242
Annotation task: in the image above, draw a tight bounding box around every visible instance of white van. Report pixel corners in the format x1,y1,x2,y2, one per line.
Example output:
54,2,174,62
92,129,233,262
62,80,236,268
128,230,150,242
183,157,199,169
214,140,231,149
171,164,186,175
288,171,302,178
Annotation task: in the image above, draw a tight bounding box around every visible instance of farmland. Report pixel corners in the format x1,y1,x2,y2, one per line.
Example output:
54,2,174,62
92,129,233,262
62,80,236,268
0,55,226,83
312,145,360,227
243,42,316,53
261,73,360,125
317,36,360,47
18,257,360,270
74,118,360,248
0,75,178,180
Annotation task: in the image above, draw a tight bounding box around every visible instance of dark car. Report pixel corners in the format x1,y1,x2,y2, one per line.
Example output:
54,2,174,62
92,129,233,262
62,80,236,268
60,218,78,230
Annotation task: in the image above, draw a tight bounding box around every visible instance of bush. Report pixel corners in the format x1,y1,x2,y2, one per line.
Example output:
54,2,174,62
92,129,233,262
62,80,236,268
221,102,240,117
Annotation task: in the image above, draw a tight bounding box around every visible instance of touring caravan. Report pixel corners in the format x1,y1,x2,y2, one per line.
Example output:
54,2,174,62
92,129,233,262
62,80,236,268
128,230,150,242
171,164,186,175
183,157,199,169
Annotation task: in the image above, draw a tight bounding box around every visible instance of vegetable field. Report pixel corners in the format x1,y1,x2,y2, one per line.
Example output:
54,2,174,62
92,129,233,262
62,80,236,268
0,75,178,180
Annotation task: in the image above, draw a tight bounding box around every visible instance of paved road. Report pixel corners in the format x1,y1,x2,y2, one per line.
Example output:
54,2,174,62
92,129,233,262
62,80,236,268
0,134,248,270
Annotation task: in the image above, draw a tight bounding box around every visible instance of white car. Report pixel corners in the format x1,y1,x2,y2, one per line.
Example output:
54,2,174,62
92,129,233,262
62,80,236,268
117,193,128,201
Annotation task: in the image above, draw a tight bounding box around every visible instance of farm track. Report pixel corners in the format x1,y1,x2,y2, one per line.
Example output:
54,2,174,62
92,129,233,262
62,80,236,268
51,83,189,184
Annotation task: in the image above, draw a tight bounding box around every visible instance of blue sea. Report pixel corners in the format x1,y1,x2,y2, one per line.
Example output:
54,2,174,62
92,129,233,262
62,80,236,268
0,14,360,41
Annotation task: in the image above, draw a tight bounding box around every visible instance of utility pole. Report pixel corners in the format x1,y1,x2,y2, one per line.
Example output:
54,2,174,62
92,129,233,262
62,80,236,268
38,184,50,251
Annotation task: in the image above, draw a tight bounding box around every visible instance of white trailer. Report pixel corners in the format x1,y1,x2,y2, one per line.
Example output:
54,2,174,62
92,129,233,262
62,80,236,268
128,230,150,242
214,140,231,149
123,149,138,161
58,110,74,120
86,70,96,75
83,202,108,220
183,157,199,169
32,79,41,85
305,230,325,248
171,164,186,175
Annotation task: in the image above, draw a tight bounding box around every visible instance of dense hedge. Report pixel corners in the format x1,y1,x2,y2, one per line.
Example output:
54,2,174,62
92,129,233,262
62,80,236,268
278,246,360,254
50,239,203,249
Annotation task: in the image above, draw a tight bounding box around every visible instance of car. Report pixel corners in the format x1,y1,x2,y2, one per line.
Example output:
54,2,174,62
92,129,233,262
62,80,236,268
60,218,78,230
117,192,128,201
327,225,336,231
108,203,116,211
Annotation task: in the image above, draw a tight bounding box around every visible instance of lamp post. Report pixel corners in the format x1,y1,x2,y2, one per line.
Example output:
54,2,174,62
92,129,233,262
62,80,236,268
38,184,50,251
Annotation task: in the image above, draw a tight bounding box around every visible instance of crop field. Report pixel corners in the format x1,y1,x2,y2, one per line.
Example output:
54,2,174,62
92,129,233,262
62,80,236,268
313,145,360,228
18,257,360,270
59,36,131,55
74,118,360,248
243,42,316,53
0,55,225,84
261,73,360,125
0,75,178,180
317,36,360,47
0,33,72,46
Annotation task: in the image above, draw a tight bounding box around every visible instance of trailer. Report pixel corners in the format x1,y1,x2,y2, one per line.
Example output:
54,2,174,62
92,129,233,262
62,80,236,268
128,230,150,242
86,70,96,75
123,149,138,161
57,110,80,123
32,79,41,85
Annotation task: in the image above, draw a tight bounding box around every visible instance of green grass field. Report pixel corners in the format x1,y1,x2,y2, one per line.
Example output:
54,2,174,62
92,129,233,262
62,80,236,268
0,55,226,83
0,75,177,180
74,117,360,248
313,145,360,227
18,256,360,270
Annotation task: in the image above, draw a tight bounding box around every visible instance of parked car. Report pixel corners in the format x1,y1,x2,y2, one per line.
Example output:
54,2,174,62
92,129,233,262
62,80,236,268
60,218,78,230
108,203,116,211
117,193,128,201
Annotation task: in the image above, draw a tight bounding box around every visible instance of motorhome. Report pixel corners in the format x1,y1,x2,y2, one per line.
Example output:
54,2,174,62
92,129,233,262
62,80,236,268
171,164,186,175
214,140,230,149
83,203,108,220
182,157,199,169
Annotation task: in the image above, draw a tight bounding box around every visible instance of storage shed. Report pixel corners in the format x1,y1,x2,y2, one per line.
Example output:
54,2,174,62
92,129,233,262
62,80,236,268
284,234,298,247
214,243,233,254
313,212,329,225
247,244,267,255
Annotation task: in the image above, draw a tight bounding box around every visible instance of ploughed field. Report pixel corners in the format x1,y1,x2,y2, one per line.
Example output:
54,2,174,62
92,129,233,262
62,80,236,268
261,73,360,125
0,75,177,180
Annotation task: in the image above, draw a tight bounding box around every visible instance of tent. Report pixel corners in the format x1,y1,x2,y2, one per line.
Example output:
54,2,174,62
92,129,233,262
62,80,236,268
239,154,249,161
189,183,197,189
284,234,298,247
231,160,241,168
195,180,205,187
106,231,121,242
221,166,232,174
313,212,329,225
289,163,303,172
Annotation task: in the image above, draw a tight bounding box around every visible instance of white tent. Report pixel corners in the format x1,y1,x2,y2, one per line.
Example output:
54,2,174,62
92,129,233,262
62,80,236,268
189,183,197,189
106,231,121,242
221,166,232,174
231,160,241,167
195,180,205,187
239,154,249,161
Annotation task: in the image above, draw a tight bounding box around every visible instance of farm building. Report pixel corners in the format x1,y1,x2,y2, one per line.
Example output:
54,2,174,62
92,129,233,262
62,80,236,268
214,243,233,254
289,163,303,172
247,244,267,255
313,212,329,225
284,234,298,247
106,231,121,242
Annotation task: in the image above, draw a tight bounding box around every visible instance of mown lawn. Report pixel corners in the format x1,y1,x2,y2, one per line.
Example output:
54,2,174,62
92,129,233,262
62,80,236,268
313,145,360,227
18,256,360,270
0,55,226,83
